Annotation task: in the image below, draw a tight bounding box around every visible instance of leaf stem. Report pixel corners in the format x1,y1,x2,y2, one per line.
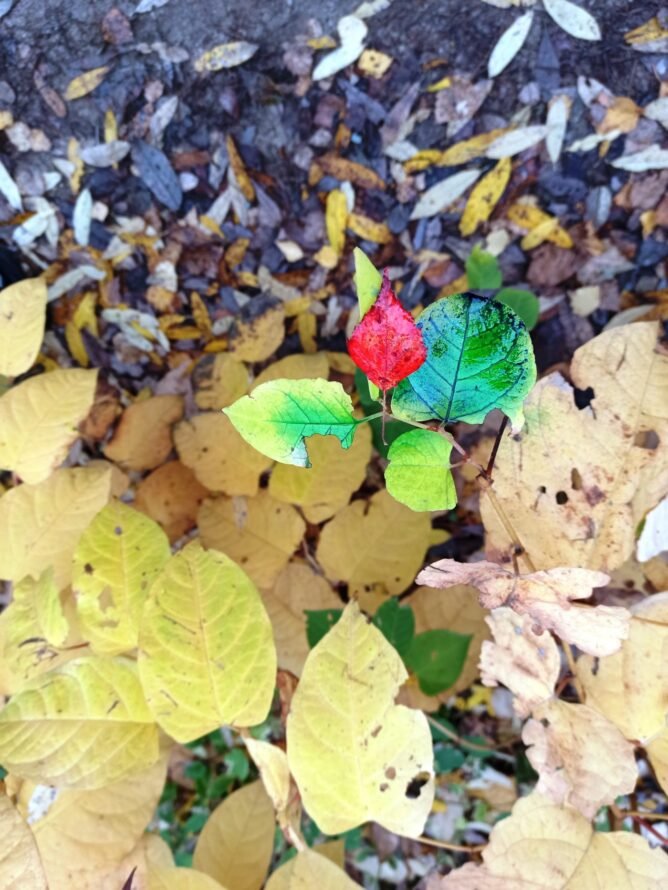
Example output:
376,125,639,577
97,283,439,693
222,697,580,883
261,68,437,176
417,835,486,854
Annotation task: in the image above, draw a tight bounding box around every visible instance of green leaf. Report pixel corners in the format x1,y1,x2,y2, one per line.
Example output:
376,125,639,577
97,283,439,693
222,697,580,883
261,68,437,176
495,287,540,330
465,245,502,290
372,598,415,657
404,629,472,696
224,378,359,467
391,294,536,428
305,608,342,647
353,247,382,318
385,429,456,512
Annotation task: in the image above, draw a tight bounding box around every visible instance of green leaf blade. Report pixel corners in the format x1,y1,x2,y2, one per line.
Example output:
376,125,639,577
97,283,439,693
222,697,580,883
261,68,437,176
405,629,472,696
224,378,358,467
391,294,536,429
385,429,456,512
496,287,540,330
465,245,502,290
372,598,415,657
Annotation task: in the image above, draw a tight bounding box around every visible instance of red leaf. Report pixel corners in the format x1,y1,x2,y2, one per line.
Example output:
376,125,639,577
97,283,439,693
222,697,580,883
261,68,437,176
348,270,427,391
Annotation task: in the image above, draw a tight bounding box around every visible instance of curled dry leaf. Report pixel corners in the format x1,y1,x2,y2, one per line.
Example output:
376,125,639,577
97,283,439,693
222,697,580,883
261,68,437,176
523,700,638,818
417,559,629,656
482,322,668,574
479,609,560,717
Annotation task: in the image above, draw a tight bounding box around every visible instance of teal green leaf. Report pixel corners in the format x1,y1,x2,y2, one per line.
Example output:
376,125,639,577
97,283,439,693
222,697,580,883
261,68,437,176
385,429,456,512
305,608,342,647
353,247,382,318
465,245,502,290
224,378,359,467
404,629,472,696
495,287,540,330
372,598,415,657
391,294,536,428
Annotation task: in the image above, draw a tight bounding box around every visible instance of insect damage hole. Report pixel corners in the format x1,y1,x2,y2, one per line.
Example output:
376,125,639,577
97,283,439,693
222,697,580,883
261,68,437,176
405,771,431,799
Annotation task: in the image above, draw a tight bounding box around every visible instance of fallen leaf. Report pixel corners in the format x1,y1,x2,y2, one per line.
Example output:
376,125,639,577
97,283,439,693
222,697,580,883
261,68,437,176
226,136,255,202
611,146,668,172
0,277,47,376
104,395,184,471
434,77,493,136
546,94,573,163
64,66,111,100
135,461,208,542
313,15,367,81
194,41,258,72
252,353,329,389
488,11,534,77
198,491,305,589
326,188,348,255
543,0,601,41
485,125,547,158
459,157,512,235
265,849,361,890
229,303,285,362
0,794,48,889
148,866,227,889
194,354,249,411
131,142,182,211
358,48,392,78
410,169,481,219
347,212,392,243
317,153,385,190
287,600,434,836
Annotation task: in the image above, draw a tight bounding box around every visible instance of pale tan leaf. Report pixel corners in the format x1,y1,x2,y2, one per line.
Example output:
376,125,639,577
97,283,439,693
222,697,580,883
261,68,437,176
543,0,601,41
410,169,481,220
480,609,560,717
488,11,534,77
0,793,48,889
417,559,628,656
193,781,274,890
149,867,228,890
482,323,668,573
287,601,434,837
265,849,362,889
0,277,47,376
546,94,573,163
194,41,258,72
437,792,668,889
104,396,184,471
0,465,112,587
313,15,367,81
611,146,668,172
65,66,111,100
485,125,547,158
523,700,637,818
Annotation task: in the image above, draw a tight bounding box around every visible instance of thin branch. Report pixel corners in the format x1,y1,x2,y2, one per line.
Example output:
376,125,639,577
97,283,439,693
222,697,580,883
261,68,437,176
485,415,509,479
427,714,504,757
417,835,486,854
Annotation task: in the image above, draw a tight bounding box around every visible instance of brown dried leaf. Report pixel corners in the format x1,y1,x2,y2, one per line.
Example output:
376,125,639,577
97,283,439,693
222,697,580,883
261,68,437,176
134,461,208,542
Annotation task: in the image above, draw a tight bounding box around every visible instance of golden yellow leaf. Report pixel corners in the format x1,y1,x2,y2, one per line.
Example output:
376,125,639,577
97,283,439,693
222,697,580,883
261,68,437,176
482,323,668,573
269,422,371,523
417,560,629,656
265,849,361,889
507,201,573,248
64,66,111,100
316,490,432,602
459,157,512,235
600,96,641,134
193,781,274,890
523,700,637,818
149,867,228,890
193,40,258,72
198,491,306,588
326,189,348,256
226,135,255,202
174,413,273,496
426,75,452,92
326,352,357,374
405,128,508,172
0,465,112,587
0,368,97,484
0,277,47,376
229,304,286,362
347,213,392,243
316,154,385,190
104,395,184,472
297,311,318,353
0,793,48,889
358,48,393,78
194,354,249,410
253,353,329,389
261,562,342,677
625,16,668,46
138,540,276,742
24,756,167,887
577,593,668,796
0,656,159,788
436,792,668,889
72,500,171,655
314,244,339,269
480,609,560,718
135,461,209,542
287,600,434,836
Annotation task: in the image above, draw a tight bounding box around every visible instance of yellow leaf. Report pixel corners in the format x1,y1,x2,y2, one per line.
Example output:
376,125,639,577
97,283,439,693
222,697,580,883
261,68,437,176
326,189,348,256
426,75,452,92
507,201,573,248
138,540,276,742
72,500,171,655
625,17,668,46
193,780,274,890
24,756,167,887
104,395,184,471
316,489,432,604
326,351,357,374
261,562,342,676
65,320,90,366
437,792,668,888
104,108,117,144
135,461,208,543
64,66,111,100
175,413,273,495
253,353,329,389
0,793,48,889
482,322,668,573
265,849,361,889
243,738,291,817
193,41,258,72
270,422,372,523
459,157,511,235
297,311,318,353
150,867,228,890
316,154,385,191
191,292,212,336
287,600,434,836
198,491,306,589
313,245,339,269
194,353,249,410
0,277,47,376
347,213,392,243
600,96,641,134
0,465,112,587
358,48,392,78
68,137,84,194
229,304,286,362
226,136,255,202
405,128,508,172
0,656,159,788
0,368,97,484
